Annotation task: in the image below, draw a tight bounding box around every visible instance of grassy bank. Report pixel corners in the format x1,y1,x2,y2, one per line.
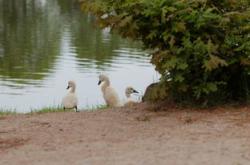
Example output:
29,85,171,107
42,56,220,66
0,104,107,116
0,109,17,116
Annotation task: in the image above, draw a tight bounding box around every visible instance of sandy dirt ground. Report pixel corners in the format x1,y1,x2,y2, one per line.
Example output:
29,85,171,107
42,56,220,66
1,103,250,165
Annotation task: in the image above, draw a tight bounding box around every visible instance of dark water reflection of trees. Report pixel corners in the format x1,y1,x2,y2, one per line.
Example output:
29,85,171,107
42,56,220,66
0,0,144,85
0,0,61,83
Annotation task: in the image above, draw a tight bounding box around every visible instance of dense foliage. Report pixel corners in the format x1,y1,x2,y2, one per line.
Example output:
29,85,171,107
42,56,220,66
81,0,250,105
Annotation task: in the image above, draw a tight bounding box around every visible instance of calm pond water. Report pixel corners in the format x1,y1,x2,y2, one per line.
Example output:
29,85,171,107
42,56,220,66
0,0,158,112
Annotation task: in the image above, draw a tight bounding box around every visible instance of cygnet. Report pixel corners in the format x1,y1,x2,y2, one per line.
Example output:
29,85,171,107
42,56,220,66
98,74,121,107
62,80,78,112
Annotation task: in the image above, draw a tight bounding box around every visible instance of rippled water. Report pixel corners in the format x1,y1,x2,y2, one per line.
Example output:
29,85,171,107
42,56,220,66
0,0,159,112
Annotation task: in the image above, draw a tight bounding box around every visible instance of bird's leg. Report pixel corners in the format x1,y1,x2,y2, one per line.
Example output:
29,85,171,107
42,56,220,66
63,107,66,111
75,106,78,112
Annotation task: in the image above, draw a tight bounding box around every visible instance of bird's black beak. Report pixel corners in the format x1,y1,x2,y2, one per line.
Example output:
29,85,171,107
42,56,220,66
133,89,139,93
66,86,70,89
98,80,102,85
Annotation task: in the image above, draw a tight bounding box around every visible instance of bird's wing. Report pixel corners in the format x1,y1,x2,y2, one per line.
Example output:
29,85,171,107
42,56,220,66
105,87,121,107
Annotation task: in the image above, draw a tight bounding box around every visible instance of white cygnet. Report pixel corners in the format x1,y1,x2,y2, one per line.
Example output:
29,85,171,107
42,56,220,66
62,80,78,112
124,86,139,106
98,74,121,107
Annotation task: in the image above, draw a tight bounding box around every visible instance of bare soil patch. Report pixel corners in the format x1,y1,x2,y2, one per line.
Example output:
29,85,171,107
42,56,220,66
0,138,29,151
1,103,250,165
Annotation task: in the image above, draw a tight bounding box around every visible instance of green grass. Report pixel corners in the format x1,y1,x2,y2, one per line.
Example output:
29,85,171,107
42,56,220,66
0,109,17,116
29,106,67,114
84,104,108,111
0,104,109,116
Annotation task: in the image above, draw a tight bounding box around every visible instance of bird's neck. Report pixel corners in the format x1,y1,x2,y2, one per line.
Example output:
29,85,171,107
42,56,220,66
70,86,76,93
101,80,110,92
126,93,131,98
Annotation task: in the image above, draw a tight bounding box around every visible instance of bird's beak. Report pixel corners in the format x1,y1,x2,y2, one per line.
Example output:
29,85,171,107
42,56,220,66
98,80,102,85
66,86,70,89
133,89,139,93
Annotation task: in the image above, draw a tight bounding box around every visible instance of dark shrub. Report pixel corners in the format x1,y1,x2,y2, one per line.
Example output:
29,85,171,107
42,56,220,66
81,0,250,105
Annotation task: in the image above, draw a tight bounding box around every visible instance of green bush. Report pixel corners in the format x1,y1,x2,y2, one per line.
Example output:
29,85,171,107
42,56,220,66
81,0,250,105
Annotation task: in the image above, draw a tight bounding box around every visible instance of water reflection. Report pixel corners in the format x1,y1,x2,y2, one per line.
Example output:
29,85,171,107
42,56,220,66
0,0,158,112
0,0,61,85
